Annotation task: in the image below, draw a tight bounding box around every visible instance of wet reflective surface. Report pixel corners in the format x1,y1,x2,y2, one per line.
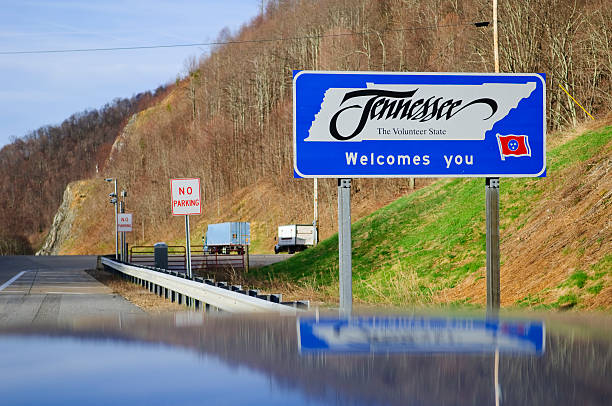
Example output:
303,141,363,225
0,311,610,405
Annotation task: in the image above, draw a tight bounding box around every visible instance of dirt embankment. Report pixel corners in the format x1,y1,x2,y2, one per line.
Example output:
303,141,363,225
443,126,612,308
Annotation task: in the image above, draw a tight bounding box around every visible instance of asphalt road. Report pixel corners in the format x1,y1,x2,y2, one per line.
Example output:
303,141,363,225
249,254,292,268
0,255,142,326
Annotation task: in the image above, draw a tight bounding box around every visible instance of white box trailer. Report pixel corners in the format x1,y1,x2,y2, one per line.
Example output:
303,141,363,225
274,224,315,254
203,222,250,254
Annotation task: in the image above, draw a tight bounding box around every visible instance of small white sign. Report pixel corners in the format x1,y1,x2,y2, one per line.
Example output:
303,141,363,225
171,178,201,216
117,213,132,232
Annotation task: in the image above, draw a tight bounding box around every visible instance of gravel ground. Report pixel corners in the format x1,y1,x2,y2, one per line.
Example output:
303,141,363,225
86,268,184,313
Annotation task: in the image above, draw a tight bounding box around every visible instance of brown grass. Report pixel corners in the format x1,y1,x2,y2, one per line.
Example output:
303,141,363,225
86,268,184,313
440,136,612,308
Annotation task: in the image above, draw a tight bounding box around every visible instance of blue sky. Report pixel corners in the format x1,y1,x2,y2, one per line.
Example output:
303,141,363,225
0,0,261,148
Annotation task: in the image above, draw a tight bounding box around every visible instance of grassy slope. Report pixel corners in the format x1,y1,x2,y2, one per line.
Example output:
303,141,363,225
251,124,612,308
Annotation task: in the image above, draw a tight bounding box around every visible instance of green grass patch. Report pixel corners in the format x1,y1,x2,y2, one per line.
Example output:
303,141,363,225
249,125,612,307
555,293,579,308
592,254,612,280
567,270,589,289
516,294,545,308
547,126,612,172
587,283,603,295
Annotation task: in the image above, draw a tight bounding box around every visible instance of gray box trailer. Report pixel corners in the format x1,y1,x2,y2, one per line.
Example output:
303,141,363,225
274,224,315,254
203,222,250,254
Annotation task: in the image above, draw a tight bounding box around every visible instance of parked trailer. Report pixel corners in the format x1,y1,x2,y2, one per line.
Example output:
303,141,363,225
274,224,315,254
203,222,250,255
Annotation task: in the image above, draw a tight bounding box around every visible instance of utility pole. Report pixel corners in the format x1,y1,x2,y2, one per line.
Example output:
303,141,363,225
313,178,319,246
493,0,500,73
114,180,118,260
106,178,119,260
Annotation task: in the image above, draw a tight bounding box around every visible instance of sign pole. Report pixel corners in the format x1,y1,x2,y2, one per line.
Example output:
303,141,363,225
114,180,118,260
338,178,352,316
119,200,125,261
486,178,501,311
486,0,501,313
185,214,192,279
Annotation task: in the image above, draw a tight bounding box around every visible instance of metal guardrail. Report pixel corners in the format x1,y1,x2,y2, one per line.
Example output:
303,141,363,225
100,257,303,314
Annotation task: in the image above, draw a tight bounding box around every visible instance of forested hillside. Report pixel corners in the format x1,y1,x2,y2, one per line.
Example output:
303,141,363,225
0,87,169,254
97,0,612,251
3,0,611,256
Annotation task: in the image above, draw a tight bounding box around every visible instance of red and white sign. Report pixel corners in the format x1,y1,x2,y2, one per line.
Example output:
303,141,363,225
117,213,133,232
171,178,201,216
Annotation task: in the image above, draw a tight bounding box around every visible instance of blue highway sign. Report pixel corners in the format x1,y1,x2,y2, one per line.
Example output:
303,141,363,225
293,71,546,177
298,316,545,354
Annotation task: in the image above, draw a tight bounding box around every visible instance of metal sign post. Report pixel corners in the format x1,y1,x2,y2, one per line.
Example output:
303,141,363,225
486,178,500,311
337,178,352,316
185,215,192,278
119,200,125,262
487,0,502,313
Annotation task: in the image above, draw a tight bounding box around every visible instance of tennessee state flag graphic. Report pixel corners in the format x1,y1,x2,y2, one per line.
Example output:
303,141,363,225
496,134,531,160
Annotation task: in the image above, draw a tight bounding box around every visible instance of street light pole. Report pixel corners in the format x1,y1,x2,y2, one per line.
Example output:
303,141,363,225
113,179,118,260
106,178,119,260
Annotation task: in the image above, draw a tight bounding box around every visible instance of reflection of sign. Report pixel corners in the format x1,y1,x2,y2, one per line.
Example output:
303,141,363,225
170,178,201,216
294,71,546,177
298,317,545,354
117,214,132,232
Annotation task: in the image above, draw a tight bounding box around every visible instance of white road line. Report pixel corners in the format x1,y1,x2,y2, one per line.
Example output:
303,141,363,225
0,271,27,292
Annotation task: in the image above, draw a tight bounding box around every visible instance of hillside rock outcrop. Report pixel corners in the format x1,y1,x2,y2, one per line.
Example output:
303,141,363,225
37,182,80,255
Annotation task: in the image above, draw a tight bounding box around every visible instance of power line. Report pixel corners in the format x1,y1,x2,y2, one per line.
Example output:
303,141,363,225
0,22,489,55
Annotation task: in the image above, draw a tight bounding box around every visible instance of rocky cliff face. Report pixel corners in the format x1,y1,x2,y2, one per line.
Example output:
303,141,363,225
37,181,83,255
